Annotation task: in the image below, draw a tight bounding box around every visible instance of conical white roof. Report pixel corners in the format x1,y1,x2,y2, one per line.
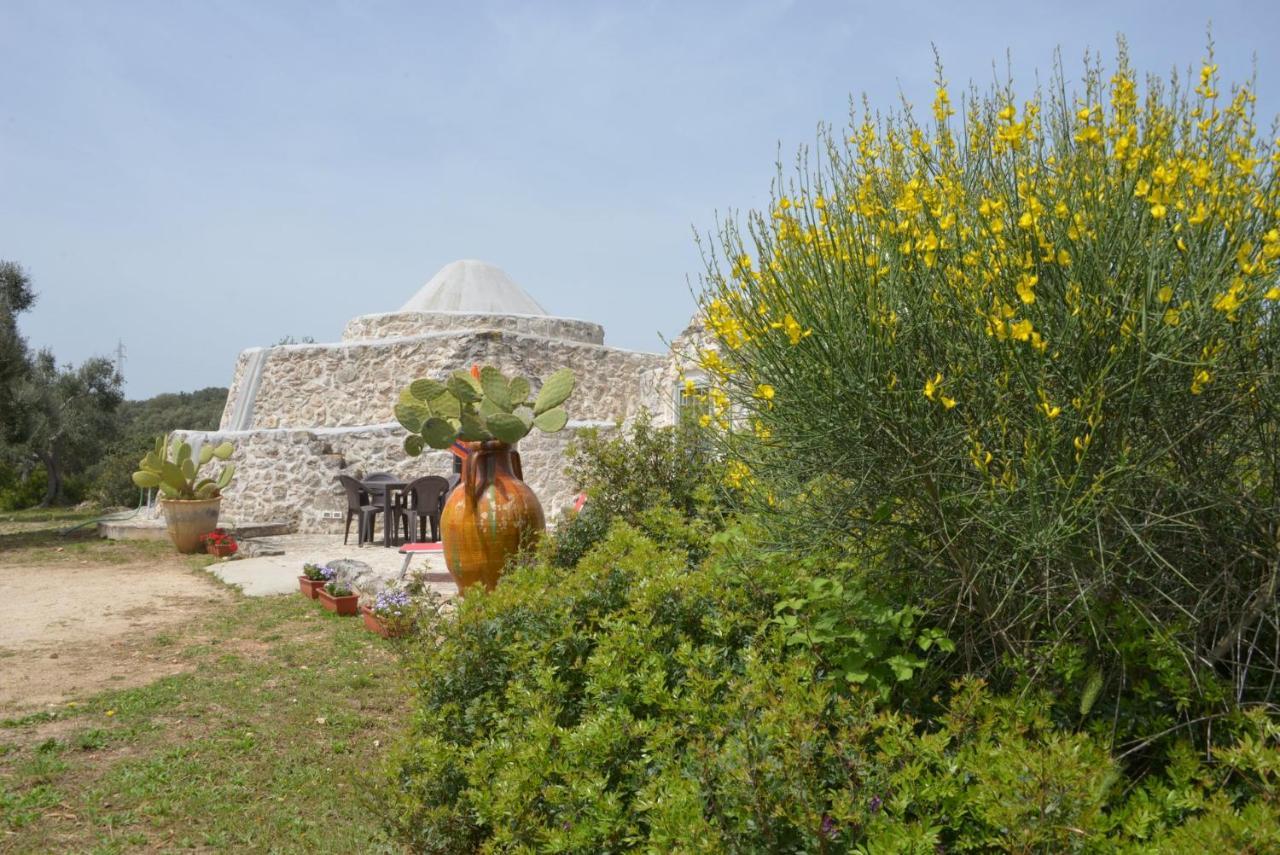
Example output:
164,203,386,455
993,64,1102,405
399,260,548,315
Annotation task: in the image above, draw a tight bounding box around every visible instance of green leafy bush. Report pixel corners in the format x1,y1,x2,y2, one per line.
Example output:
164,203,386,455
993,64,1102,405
553,409,722,566
0,463,46,511
773,573,954,701
385,522,1280,852
694,44,1280,728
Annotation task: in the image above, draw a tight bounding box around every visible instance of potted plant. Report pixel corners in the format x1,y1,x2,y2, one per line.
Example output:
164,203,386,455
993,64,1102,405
131,436,236,554
202,528,238,558
317,568,359,616
362,589,415,638
396,365,575,592
299,563,328,599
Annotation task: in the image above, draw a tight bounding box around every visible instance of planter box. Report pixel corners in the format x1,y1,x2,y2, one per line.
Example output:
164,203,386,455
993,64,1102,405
317,588,359,616
207,543,237,558
362,605,410,638
298,576,326,599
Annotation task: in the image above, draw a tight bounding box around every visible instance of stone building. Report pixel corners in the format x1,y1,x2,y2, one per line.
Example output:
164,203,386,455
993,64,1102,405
175,260,679,533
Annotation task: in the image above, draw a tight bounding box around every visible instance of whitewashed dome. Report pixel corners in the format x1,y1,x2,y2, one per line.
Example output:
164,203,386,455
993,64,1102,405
399,260,548,316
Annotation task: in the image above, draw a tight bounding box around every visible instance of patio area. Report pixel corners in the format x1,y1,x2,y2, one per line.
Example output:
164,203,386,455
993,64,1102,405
208,533,457,598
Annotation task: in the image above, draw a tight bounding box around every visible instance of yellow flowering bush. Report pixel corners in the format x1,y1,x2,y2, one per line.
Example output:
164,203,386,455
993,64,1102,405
697,42,1280,724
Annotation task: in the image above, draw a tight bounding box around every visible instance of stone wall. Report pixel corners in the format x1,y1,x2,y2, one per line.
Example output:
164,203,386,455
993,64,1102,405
219,330,668,431
342,311,604,345
203,309,699,534
175,420,610,534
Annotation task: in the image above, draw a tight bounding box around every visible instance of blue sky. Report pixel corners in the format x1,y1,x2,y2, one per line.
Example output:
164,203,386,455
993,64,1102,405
3,0,1277,398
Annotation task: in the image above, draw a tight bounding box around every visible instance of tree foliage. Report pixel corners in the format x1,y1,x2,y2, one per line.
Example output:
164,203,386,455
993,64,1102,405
0,260,36,439
4,350,123,506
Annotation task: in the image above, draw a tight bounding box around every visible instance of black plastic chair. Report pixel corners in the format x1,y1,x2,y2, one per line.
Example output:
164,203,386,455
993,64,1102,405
364,472,396,482
395,475,449,543
337,474,383,546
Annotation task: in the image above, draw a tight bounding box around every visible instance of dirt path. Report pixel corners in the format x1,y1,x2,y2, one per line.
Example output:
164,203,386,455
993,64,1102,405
0,552,232,713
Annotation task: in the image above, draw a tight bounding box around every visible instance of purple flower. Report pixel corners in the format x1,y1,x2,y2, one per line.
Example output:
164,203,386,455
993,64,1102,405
374,589,411,617
820,814,838,839
869,795,882,813
320,565,338,581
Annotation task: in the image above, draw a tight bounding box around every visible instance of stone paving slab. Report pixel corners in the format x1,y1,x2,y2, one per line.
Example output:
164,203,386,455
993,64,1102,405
207,534,456,598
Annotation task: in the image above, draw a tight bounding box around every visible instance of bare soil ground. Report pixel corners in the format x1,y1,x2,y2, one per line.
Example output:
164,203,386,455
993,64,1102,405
0,525,230,714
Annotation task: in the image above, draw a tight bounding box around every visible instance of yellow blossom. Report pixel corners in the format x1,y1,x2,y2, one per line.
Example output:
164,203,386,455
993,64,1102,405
923,372,941,400
970,441,992,472
923,373,956,409
1015,273,1038,304
1191,369,1212,395
724,459,751,489
755,384,775,401
780,313,810,345
1212,278,1245,320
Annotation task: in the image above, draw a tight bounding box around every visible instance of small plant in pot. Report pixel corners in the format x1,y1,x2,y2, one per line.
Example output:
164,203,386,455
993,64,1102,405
202,528,238,558
362,589,415,638
299,563,328,599
317,568,359,616
131,436,236,554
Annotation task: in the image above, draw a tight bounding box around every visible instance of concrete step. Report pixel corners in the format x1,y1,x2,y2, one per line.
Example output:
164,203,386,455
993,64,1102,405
98,517,293,541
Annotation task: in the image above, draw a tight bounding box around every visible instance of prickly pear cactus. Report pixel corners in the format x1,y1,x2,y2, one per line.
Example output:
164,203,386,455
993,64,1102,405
397,365,577,455
132,436,236,499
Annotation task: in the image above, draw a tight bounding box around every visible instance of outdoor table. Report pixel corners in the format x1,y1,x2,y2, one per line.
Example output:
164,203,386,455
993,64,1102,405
360,478,407,547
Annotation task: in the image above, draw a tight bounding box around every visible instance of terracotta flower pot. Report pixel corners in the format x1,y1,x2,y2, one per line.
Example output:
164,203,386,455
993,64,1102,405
160,497,222,554
441,440,545,593
318,588,359,615
298,577,326,599
361,605,410,638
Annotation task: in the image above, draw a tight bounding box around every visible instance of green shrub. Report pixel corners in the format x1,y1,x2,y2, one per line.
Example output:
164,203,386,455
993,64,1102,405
385,523,1280,852
553,409,722,566
0,464,47,511
772,572,954,702
88,440,149,507
549,504,611,569
694,42,1280,730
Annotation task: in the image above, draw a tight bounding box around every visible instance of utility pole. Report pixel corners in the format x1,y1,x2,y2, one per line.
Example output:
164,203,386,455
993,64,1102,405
114,339,126,383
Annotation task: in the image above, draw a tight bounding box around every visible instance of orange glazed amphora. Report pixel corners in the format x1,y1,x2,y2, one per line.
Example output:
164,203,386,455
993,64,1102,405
441,440,545,592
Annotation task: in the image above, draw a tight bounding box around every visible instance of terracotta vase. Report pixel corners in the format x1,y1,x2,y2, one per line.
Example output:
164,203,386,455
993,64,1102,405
298,577,326,599
160,497,221,554
441,440,545,593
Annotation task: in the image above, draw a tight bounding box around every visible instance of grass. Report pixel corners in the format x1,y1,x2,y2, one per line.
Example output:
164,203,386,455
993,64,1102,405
0,506,160,560
0,512,416,853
